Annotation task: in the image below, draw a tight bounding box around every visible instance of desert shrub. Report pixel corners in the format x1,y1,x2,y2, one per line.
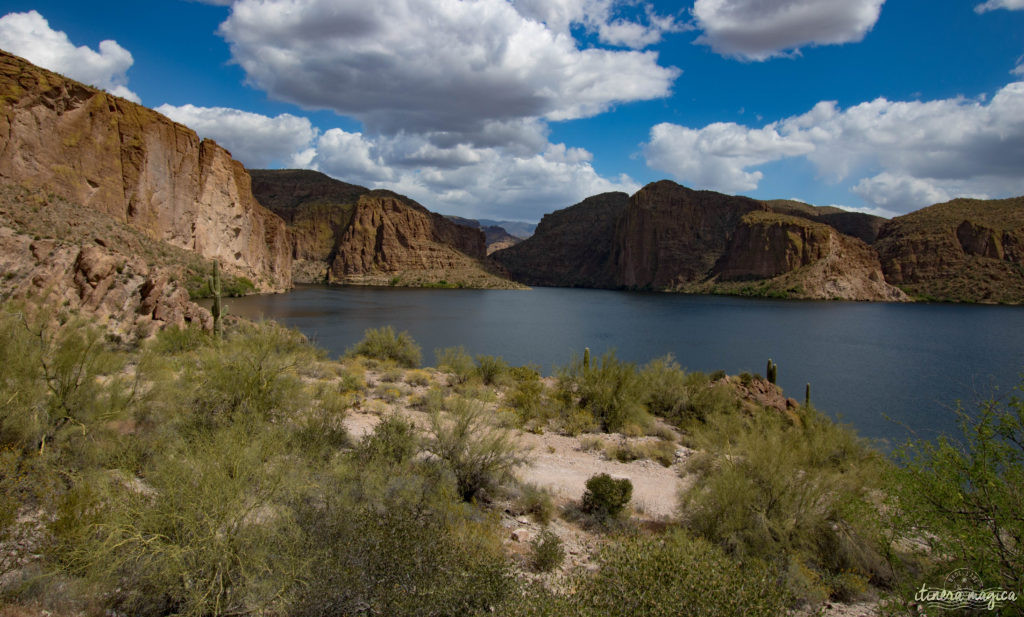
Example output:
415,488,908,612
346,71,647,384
354,415,420,466
640,355,690,420
291,383,350,457
412,385,448,414
508,377,549,429
531,529,565,573
581,473,632,519
607,439,676,467
568,530,785,617
348,326,421,368
337,366,366,393
557,350,649,433
379,367,405,383
404,369,432,387
435,346,475,384
183,322,311,431
474,355,511,386
373,384,406,403
52,425,303,617
150,323,210,354
888,389,1024,606
425,398,529,501
516,483,556,524
291,463,513,617
680,407,888,602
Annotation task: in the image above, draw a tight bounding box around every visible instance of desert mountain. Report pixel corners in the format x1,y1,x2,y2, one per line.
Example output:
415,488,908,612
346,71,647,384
875,196,1024,303
445,215,524,254
0,50,291,293
493,181,906,302
249,169,519,288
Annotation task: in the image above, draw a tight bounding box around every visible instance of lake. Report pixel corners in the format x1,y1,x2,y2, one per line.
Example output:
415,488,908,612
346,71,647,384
220,285,1024,448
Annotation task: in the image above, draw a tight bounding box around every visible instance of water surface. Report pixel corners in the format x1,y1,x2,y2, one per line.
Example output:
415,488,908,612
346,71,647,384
222,285,1024,447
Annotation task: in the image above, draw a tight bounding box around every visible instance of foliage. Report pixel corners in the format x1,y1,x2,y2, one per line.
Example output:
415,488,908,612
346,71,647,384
558,350,649,433
348,326,422,368
531,529,565,573
569,531,785,617
514,483,556,525
436,346,475,384
425,397,529,501
186,271,255,299
149,323,210,355
355,414,420,467
888,389,1024,609
474,354,511,386
680,406,889,602
581,473,632,519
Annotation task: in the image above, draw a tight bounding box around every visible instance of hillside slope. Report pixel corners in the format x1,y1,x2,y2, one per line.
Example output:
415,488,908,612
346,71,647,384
0,50,291,291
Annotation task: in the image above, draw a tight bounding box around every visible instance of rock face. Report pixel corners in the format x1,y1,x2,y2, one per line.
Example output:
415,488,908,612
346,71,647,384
493,180,907,301
875,196,1024,303
490,192,629,287
611,181,766,288
0,50,291,291
330,190,486,281
249,170,512,287
0,227,211,340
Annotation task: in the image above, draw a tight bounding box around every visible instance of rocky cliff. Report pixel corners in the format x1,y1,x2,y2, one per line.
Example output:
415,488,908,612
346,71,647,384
490,192,629,287
0,50,291,291
249,170,517,288
875,196,1024,303
611,181,766,288
493,181,906,301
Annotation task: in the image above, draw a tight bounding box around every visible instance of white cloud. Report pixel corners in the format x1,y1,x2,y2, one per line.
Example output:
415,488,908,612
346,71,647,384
218,0,679,143
0,10,140,102
691,0,885,61
513,0,685,49
307,130,638,220
1013,56,1024,76
975,0,1024,13
154,104,317,168
644,81,1024,213
644,121,813,193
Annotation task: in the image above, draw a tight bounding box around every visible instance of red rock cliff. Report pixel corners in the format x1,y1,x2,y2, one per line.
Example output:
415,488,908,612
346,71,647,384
0,50,291,291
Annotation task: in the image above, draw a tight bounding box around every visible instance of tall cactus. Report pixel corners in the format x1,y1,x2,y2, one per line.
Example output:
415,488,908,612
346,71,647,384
805,382,811,408
210,259,223,339
583,347,591,370
766,359,777,385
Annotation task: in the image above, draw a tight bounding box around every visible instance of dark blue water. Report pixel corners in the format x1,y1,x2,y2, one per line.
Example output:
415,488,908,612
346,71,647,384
222,285,1024,448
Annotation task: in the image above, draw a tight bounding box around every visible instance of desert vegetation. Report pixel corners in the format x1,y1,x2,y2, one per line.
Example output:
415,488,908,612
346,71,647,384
1,304,1021,616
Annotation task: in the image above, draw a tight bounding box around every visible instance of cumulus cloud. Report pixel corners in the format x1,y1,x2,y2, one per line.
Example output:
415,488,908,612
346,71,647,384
644,81,1024,213
644,121,814,193
513,0,685,49
1013,56,1024,76
218,0,679,144
691,0,886,61
0,10,140,102
307,130,638,220
154,104,317,168
975,0,1024,13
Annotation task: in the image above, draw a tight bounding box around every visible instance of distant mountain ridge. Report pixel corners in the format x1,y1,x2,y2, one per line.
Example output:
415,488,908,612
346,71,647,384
249,169,519,288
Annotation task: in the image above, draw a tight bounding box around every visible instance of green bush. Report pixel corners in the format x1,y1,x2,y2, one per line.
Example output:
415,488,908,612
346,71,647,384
581,473,632,519
888,389,1024,604
348,326,421,368
355,415,420,466
531,529,565,573
425,398,528,501
149,323,210,354
570,531,785,617
557,350,649,433
436,346,475,384
680,407,888,602
474,354,511,386
640,355,689,420
516,483,556,524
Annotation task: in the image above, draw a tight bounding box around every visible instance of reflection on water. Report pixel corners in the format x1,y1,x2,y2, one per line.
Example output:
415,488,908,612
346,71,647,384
217,285,1024,447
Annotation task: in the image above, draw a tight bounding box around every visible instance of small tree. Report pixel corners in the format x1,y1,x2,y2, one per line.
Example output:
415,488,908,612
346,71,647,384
581,473,632,519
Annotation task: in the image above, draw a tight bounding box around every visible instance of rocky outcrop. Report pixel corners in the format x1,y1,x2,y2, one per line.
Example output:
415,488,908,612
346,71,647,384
610,181,766,288
875,196,1024,303
0,50,291,291
330,191,486,281
249,171,512,287
490,192,629,287
0,226,211,341
713,212,833,280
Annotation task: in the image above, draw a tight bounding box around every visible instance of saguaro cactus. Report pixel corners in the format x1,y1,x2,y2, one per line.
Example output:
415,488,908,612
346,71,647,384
210,260,223,339
805,383,811,408
766,359,778,384
583,347,591,370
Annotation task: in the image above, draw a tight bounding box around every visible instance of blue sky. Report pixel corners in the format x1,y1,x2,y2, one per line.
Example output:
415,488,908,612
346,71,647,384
1,0,1022,222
